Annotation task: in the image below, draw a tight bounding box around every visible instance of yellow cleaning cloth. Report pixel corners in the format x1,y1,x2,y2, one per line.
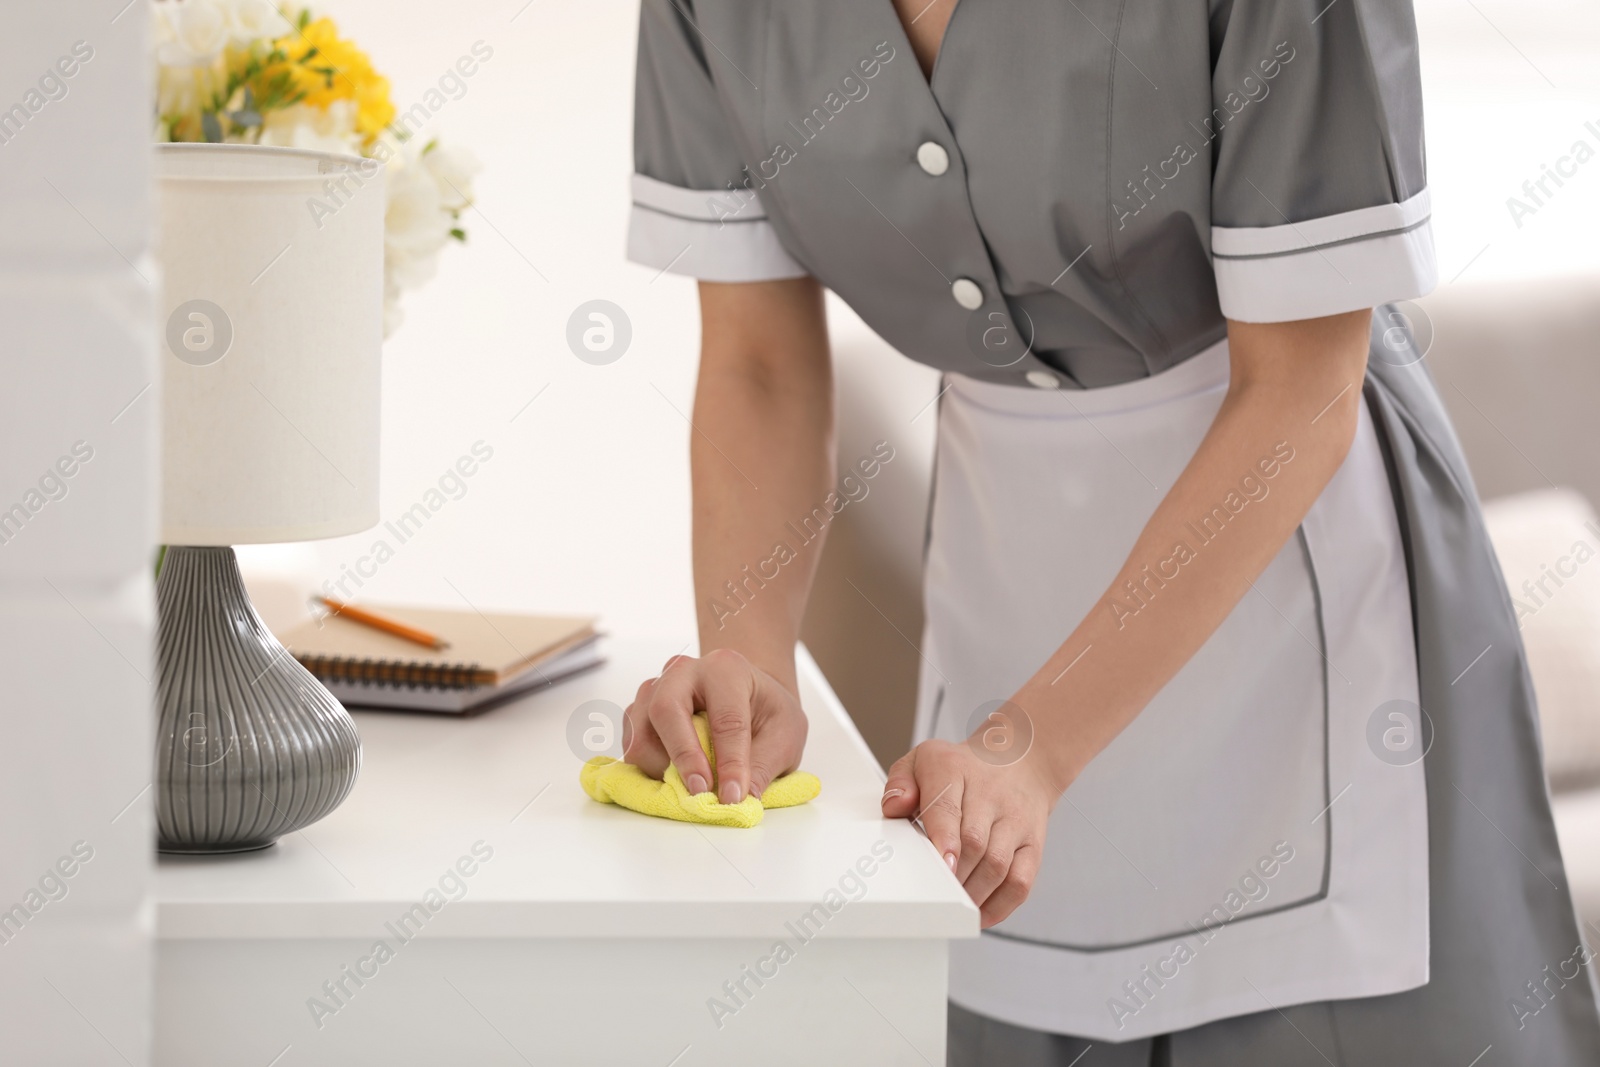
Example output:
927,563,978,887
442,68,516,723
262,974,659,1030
580,713,820,828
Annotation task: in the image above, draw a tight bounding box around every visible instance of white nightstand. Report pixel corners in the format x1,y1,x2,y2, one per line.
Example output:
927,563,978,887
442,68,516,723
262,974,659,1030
154,638,976,1066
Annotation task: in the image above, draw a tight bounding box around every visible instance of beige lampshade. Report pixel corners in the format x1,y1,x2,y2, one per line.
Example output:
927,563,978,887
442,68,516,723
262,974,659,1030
156,143,383,545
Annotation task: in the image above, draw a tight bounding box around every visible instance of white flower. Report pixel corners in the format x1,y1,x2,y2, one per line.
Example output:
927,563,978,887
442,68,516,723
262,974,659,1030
224,0,293,45
375,139,482,339
155,63,221,122
258,101,361,154
388,247,441,290
383,173,448,337
421,144,482,211
149,3,177,54
385,154,452,263
154,0,231,67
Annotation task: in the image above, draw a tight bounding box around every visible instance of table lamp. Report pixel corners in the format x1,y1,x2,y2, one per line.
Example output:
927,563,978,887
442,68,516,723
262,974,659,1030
154,143,383,853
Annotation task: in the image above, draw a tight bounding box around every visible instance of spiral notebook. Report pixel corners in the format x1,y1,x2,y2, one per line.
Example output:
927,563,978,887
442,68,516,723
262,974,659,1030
277,606,603,713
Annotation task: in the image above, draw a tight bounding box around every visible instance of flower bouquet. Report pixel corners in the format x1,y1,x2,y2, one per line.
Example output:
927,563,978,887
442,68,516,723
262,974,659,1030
151,0,480,335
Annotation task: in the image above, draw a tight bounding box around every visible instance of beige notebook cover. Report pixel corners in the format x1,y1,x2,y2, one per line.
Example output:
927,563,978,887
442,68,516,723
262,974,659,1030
278,606,599,688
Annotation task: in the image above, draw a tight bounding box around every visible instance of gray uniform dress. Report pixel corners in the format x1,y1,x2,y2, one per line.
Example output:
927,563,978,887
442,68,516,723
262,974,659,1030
626,0,1600,1062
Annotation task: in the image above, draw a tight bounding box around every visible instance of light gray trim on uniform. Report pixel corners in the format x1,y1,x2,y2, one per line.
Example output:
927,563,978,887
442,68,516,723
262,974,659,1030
632,172,771,222
626,174,809,282
981,887,1326,954
1211,216,1432,261
1212,189,1432,259
1213,219,1438,324
1211,191,1437,322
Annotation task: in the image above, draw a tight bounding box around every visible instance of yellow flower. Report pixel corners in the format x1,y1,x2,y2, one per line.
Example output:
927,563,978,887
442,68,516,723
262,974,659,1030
353,71,395,139
268,17,394,143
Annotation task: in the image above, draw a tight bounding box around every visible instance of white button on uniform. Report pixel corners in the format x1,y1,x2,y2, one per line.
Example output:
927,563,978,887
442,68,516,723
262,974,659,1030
951,278,983,309
1025,369,1061,390
916,141,950,176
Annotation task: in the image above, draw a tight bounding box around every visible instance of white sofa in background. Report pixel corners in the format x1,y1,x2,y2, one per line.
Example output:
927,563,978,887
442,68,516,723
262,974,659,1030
1483,488,1600,936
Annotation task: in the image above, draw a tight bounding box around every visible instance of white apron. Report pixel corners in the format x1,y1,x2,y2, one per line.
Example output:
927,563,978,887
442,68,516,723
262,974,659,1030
916,339,1431,1041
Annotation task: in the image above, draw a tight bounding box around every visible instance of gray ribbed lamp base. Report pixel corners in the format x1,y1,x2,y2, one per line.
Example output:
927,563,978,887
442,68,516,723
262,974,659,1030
155,546,361,854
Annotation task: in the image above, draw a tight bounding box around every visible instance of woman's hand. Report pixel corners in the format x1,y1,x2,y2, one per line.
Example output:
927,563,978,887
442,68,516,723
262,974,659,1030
622,648,809,805
880,736,1061,928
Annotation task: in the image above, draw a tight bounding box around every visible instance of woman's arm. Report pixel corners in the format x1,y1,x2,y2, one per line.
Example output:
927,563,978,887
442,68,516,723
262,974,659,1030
881,308,1374,926
623,278,832,804
691,278,835,690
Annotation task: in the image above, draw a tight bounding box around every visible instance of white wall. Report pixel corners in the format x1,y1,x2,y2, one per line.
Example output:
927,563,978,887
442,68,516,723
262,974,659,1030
0,5,156,1065
240,0,713,642
1415,0,1600,283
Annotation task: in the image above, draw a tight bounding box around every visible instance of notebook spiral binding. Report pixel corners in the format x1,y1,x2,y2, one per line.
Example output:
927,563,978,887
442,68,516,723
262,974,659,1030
296,654,490,690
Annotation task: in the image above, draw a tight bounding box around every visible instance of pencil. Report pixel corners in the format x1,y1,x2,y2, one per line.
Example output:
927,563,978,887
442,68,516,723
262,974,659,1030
316,596,450,651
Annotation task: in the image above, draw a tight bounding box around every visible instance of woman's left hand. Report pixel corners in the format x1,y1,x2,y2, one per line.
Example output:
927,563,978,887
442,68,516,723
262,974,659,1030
880,738,1060,928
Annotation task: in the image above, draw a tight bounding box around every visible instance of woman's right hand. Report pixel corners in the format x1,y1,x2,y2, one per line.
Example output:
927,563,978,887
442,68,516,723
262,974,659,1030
622,648,809,806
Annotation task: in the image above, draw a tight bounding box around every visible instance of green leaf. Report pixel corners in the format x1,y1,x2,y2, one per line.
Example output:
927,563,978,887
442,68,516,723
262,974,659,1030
449,228,466,241
422,138,438,155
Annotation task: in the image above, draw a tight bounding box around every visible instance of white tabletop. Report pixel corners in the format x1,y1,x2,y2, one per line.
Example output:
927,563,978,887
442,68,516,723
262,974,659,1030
155,638,977,942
